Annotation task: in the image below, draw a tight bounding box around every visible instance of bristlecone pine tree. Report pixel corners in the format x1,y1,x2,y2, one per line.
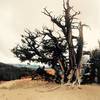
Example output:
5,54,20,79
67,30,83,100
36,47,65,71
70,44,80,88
12,0,85,84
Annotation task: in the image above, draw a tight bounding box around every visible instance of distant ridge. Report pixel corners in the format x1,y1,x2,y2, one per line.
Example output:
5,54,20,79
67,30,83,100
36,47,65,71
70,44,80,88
0,62,34,81
13,63,39,69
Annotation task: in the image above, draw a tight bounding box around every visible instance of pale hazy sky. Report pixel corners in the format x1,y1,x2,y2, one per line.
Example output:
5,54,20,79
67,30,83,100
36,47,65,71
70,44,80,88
0,0,100,63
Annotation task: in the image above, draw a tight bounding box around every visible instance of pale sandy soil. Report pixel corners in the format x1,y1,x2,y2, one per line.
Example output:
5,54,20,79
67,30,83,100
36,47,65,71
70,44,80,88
0,78,100,100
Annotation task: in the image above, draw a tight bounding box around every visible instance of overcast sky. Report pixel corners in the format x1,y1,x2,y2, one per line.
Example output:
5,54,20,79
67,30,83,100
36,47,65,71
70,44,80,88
0,0,100,64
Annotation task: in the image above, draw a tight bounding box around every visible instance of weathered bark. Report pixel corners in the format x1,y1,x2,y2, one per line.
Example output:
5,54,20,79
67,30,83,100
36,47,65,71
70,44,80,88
76,22,84,67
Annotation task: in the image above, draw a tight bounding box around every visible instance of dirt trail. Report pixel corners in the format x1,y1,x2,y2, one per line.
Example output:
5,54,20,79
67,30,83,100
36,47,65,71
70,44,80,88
0,79,100,100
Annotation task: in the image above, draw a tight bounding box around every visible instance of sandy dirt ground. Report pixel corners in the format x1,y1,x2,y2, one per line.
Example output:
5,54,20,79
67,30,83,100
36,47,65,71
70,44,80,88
0,78,100,100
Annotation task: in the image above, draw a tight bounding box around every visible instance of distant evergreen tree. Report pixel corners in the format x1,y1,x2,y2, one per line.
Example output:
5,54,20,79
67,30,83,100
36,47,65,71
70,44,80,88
89,46,100,83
